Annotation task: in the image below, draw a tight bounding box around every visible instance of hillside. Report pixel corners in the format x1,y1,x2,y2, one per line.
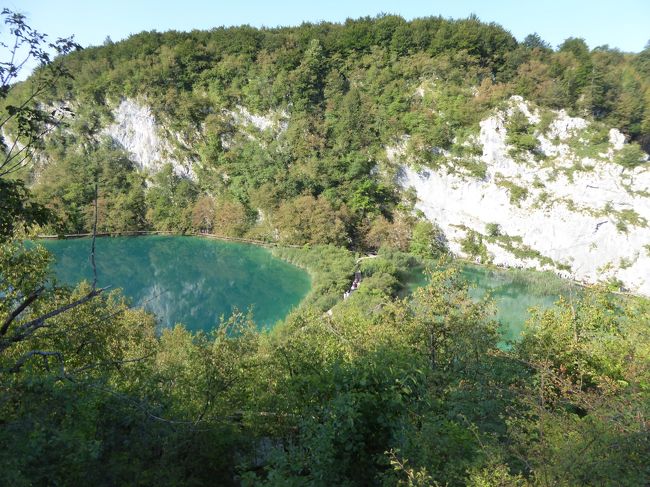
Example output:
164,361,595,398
399,96,650,294
10,15,649,293
2,12,650,486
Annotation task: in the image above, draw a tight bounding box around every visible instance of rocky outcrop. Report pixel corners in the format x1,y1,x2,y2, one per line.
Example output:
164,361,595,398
103,99,287,176
104,99,192,176
397,96,650,295
231,106,289,134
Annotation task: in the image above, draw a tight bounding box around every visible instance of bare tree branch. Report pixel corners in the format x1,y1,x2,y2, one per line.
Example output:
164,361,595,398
9,350,63,373
0,286,108,353
0,285,44,336
91,182,98,288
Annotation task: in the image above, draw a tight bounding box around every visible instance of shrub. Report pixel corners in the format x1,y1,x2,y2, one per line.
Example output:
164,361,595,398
496,179,529,206
485,222,501,237
615,144,647,168
506,109,540,155
460,230,489,262
409,221,448,258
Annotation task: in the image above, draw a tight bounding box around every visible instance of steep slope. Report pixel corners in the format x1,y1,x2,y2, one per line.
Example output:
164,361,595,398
398,96,650,294
10,16,650,293
103,99,196,176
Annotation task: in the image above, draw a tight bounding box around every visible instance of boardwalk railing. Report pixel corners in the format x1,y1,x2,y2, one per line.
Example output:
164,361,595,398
36,231,304,248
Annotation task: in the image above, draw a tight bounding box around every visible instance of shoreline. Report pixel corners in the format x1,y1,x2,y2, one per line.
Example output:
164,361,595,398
453,257,643,298
35,230,303,249
35,232,643,299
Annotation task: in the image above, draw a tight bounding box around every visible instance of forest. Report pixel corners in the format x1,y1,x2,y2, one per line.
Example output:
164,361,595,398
6,12,650,247
1,10,649,486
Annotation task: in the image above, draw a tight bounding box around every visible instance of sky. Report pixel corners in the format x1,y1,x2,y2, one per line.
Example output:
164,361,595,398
3,0,649,56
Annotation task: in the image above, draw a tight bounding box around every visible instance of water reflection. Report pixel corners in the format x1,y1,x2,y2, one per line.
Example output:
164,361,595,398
40,236,311,333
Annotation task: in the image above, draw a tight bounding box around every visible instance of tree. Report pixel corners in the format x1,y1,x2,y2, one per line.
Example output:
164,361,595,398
0,9,80,240
276,194,350,245
0,11,111,376
290,38,326,112
191,195,216,233
145,163,198,232
522,33,551,51
213,195,249,237
410,266,498,372
409,220,447,258
0,178,51,240
0,8,80,176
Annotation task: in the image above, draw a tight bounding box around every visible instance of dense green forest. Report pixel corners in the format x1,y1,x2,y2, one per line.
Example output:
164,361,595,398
1,11,649,486
8,13,650,247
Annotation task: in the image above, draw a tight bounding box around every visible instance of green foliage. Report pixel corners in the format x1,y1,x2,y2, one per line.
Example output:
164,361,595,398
566,123,611,160
506,109,539,155
6,12,649,250
272,245,355,311
535,108,555,134
275,195,351,246
0,9,79,240
496,179,529,206
1,238,649,486
0,179,51,240
2,11,650,486
409,220,448,258
615,208,648,233
145,164,198,232
355,247,424,300
511,291,650,486
614,143,648,167
460,229,489,262
364,211,416,252
486,232,560,268
485,222,501,237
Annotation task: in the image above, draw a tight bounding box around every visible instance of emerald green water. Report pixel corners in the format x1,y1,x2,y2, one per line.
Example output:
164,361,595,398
37,236,311,333
405,264,579,343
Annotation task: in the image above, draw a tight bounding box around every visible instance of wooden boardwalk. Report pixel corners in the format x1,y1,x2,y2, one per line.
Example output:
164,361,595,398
36,231,303,248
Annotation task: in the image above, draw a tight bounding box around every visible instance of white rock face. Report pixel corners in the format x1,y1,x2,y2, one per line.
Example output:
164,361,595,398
231,106,289,134
103,99,290,179
397,96,650,296
104,99,191,176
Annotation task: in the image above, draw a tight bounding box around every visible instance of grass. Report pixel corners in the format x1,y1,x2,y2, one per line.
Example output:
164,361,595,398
471,264,578,297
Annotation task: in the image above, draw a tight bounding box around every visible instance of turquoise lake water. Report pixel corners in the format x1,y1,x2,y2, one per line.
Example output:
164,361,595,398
404,263,579,343
38,236,311,333
38,236,577,341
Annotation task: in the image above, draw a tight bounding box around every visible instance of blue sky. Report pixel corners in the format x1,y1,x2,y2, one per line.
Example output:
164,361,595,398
4,0,650,53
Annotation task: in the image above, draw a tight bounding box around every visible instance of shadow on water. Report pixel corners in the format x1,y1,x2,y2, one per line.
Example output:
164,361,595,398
37,236,311,333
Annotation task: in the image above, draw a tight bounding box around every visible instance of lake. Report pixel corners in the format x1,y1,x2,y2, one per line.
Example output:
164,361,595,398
38,236,311,333
404,263,579,343
38,236,576,341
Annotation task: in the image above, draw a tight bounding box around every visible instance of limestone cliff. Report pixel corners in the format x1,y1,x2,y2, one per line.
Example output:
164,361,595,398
103,99,193,176
397,96,650,295
94,96,650,295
